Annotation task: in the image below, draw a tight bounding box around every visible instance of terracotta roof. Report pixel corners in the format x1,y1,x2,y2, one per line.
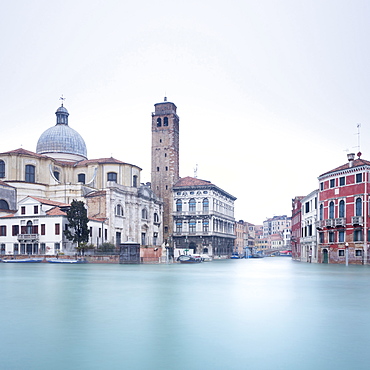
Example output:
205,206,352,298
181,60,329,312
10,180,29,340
76,157,141,169
89,217,107,222
319,158,370,177
0,212,16,218
173,177,213,187
46,207,67,216
0,148,48,158
28,196,70,207
85,190,106,197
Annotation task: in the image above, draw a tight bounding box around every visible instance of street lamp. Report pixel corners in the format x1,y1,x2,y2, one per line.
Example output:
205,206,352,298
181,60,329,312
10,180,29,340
345,242,349,266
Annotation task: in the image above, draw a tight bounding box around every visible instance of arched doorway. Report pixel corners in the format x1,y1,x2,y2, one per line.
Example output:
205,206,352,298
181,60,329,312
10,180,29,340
322,249,329,264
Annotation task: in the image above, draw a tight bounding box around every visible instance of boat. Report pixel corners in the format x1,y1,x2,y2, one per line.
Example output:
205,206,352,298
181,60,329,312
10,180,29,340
177,254,202,263
2,258,43,263
47,258,87,264
230,253,240,259
200,254,212,262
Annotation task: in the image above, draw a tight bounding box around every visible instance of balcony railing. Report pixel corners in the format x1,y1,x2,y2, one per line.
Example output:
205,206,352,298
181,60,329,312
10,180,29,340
17,234,39,242
352,216,363,226
334,217,346,227
324,219,334,228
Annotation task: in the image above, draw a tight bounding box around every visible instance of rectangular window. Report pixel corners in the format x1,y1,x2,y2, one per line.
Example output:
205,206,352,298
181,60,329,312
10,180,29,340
14,243,19,255
305,202,309,213
0,244,5,254
338,230,345,243
354,229,363,242
34,206,38,214
41,224,45,235
176,221,182,233
320,182,324,191
55,223,60,235
104,229,107,240
319,232,324,243
21,206,25,215
329,231,335,243
338,250,345,257
355,249,363,256
330,179,335,188
40,243,45,254
25,165,35,183
339,176,345,186
0,225,6,236
189,220,196,233
356,173,363,183
90,227,92,237
55,243,60,251
12,225,19,236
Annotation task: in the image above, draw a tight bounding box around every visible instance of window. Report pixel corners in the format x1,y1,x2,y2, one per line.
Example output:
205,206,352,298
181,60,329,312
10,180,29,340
319,232,324,243
40,243,46,254
78,173,86,184
41,224,45,235
320,204,323,221
189,198,196,212
0,200,9,210
107,172,117,182
339,250,345,257
116,204,123,216
355,249,363,256
320,182,324,191
329,201,334,219
329,231,335,243
189,219,196,233
34,206,38,214
338,230,345,243
55,224,60,235
0,225,6,236
165,166,168,171
0,244,5,254
26,221,32,234
21,206,25,215
203,220,209,232
356,173,363,183
12,225,19,236
154,213,159,223
157,167,160,172
305,202,309,213
354,229,363,242
356,198,362,217
203,198,209,212
164,117,168,126
157,118,162,127
0,160,5,178
176,199,182,212
53,171,60,181
330,179,335,188
176,220,182,233
141,208,148,219
25,165,35,183
339,200,345,218
55,243,60,251
339,177,345,186
133,175,138,187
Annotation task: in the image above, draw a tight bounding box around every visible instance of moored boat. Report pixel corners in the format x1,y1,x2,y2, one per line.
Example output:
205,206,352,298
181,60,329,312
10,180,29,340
47,258,87,264
177,254,202,263
2,258,43,263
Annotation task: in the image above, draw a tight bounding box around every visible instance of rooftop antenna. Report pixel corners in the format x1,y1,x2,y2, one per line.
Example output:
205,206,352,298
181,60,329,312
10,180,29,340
355,123,362,158
194,164,198,178
59,95,66,107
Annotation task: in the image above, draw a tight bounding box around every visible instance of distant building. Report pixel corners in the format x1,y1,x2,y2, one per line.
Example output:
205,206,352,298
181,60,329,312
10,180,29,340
172,176,236,258
291,197,304,261
317,153,370,264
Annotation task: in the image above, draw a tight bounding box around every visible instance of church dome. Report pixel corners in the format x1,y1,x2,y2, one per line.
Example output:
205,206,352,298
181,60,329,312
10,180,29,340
36,104,87,162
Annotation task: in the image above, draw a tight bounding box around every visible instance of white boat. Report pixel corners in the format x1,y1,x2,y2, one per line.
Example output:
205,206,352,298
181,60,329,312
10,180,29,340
2,258,43,263
47,258,87,264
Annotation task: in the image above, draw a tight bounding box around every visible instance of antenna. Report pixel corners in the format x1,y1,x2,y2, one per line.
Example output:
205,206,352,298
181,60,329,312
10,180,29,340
194,164,198,178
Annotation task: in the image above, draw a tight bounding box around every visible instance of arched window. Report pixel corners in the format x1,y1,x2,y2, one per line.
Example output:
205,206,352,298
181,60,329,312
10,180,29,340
176,199,182,212
0,160,5,178
157,118,162,127
320,204,323,221
329,201,334,219
53,171,60,181
356,198,362,216
154,213,159,223
107,172,117,182
203,198,209,212
189,198,196,212
0,200,9,210
25,165,35,183
116,204,123,216
141,208,148,219
164,117,168,126
339,200,345,218
78,173,86,184
26,221,33,234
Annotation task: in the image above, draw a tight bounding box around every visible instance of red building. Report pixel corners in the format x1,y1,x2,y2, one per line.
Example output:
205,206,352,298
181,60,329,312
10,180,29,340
291,196,304,261
317,153,370,264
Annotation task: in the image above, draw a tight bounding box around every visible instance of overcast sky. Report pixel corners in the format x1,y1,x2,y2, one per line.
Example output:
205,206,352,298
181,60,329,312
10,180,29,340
2,0,370,224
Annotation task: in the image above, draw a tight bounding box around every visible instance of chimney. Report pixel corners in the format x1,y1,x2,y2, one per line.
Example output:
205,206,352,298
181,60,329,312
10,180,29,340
347,153,355,167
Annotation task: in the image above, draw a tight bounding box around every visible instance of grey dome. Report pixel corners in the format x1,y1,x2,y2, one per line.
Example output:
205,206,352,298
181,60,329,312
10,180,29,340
36,105,87,160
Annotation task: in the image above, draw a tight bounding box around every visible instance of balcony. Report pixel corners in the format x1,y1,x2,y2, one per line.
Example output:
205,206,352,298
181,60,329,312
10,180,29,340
324,219,334,228
17,234,39,242
352,216,363,226
334,218,346,227
315,220,323,229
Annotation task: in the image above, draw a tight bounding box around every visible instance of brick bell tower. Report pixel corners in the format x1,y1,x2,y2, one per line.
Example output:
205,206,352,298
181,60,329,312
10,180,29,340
151,97,180,245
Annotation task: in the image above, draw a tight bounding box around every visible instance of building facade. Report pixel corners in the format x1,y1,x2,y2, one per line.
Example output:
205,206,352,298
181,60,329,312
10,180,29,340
291,196,304,261
172,176,236,258
317,153,370,264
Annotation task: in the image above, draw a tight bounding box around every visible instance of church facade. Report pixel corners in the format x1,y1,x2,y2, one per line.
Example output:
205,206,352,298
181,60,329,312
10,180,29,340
0,103,163,256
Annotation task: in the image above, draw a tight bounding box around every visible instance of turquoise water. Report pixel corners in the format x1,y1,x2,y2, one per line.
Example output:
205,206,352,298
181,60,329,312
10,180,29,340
1,258,370,370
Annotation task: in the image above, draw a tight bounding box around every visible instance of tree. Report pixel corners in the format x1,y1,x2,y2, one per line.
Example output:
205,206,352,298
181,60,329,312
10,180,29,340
64,200,90,255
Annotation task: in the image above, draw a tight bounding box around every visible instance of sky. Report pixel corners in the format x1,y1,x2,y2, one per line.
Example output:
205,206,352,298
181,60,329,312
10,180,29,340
2,0,370,225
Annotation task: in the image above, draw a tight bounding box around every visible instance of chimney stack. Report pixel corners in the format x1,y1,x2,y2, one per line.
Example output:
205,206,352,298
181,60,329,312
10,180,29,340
347,153,355,167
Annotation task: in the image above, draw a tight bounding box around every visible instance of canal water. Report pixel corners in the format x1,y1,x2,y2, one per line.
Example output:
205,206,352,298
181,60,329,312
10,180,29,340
1,258,370,370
